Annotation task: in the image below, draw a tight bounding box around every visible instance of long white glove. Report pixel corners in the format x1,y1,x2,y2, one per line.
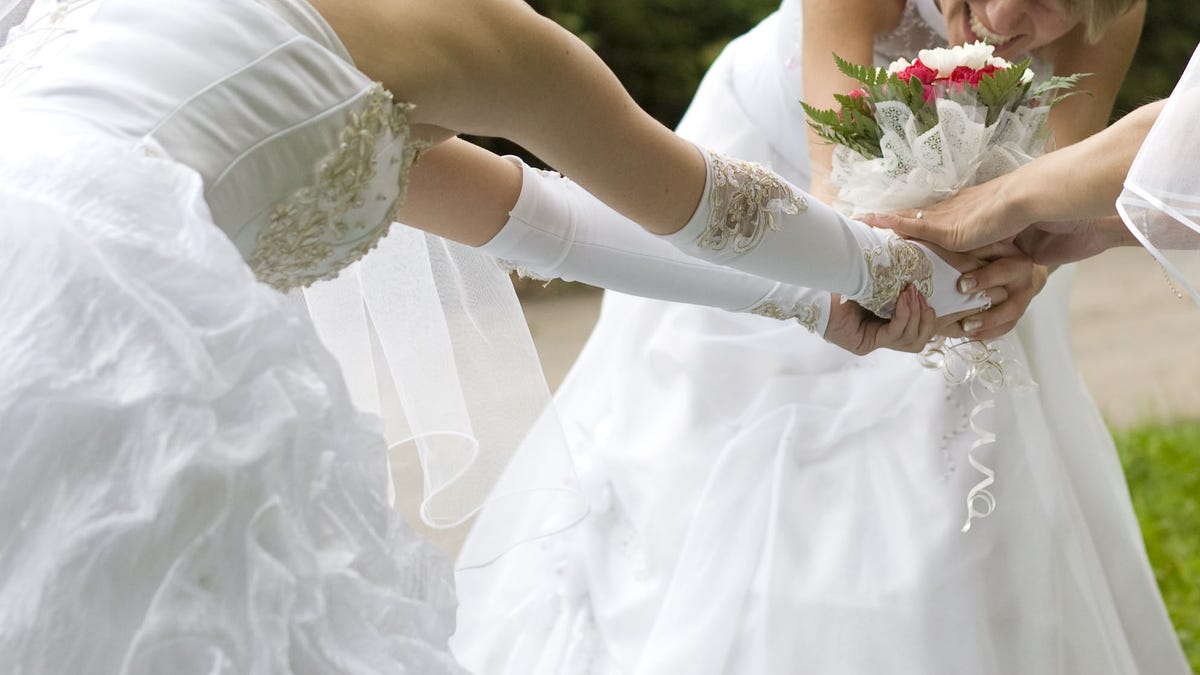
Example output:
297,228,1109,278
477,159,832,335
663,148,987,318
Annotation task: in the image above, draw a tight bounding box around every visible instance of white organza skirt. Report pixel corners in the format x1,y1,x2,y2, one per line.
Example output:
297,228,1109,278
0,130,466,674
451,16,1189,674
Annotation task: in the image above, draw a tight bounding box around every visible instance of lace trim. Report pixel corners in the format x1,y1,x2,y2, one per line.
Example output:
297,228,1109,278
495,259,555,284
858,236,934,317
695,152,808,253
748,299,822,333
250,84,422,290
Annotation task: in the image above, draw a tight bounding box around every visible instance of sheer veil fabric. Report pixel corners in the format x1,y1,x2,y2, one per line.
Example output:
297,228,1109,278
0,0,33,39
253,0,587,568
300,233,588,570
1118,44,1200,306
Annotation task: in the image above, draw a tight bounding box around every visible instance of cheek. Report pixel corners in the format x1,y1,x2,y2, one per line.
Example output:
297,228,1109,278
1029,13,1078,48
1027,1,1083,44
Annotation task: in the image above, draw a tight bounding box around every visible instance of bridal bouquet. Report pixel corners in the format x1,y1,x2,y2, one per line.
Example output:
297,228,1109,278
802,42,1082,216
802,43,1083,531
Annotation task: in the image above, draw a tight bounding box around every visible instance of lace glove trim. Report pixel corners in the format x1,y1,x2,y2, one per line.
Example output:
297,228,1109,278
664,148,986,318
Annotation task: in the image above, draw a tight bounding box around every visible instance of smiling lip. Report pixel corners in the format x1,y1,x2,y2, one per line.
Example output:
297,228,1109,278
966,5,1016,46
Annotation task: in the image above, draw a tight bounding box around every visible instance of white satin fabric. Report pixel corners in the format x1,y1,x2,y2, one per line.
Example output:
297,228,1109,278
0,0,564,670
452,2,1189,673
1118,43,1200,306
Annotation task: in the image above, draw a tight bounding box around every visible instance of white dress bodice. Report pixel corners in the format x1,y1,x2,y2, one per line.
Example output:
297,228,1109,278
0,0,419,290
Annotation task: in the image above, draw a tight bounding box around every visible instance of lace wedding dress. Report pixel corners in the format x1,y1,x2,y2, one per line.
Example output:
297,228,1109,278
451,1,1190,673
0,1,477,671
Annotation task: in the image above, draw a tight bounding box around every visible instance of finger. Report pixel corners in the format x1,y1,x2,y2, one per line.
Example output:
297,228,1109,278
935,306,982,337
981,286,1009,309
969,241,1022,261
938,323,967,339
961,295,1028,337
972,320,1019,341
898,289,926,346
884,285,916,344
957,257,1030,294
859,211,940,244
915,302,937,346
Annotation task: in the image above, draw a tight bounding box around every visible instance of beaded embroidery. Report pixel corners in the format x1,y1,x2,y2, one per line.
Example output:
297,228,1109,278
858,236,934,317
250,84,422,290
749,299,822,333
696,152,808,254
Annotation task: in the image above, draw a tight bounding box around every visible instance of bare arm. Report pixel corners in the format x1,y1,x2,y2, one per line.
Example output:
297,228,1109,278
312,0,704,240
863,98,1166,250
801,0,902,202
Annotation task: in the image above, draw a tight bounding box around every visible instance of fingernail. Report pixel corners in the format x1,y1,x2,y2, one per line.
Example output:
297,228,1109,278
962,318,983,333
958,277,977,293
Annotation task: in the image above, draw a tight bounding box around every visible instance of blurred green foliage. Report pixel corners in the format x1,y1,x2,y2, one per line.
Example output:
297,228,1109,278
1115,422,1200,671
1117,1,1200,113
530,0,776,126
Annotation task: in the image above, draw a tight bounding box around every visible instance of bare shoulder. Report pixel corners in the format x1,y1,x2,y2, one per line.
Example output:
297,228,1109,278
306,0,549,125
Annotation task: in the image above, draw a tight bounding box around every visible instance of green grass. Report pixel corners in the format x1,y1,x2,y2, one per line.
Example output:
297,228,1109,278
1114,422,1200,672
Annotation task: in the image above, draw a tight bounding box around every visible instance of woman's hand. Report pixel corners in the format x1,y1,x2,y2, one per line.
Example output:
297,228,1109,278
1013,217,1136,265
943,243,1048,341
858,181,1029,253
825,285,936,355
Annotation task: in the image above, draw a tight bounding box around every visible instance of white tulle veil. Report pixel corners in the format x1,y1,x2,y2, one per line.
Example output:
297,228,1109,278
298,229,587,571
1117,44,1200,307
0,0,33,41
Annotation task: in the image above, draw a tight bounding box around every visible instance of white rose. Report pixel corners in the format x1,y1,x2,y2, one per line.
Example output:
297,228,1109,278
887,57,912,75
988,56,1012,69
916,47,958,77
1020,68,1035,84
956,41,996,70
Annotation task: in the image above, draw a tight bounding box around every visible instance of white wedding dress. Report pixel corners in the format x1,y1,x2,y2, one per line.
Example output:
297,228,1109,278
452,1,1190,673
0,1,479,672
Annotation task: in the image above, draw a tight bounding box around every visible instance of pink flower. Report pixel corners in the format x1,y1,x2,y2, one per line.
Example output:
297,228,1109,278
922,84,937,103
848,88,867,101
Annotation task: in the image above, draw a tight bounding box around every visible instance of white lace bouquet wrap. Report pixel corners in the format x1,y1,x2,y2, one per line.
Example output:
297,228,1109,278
831,100,1050,216
804,42,1082,530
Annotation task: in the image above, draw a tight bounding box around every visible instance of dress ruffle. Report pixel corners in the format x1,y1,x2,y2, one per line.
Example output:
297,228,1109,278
0,131,466,674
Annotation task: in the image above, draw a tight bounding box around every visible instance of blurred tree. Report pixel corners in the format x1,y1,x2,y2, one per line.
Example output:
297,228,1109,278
531,0,777,126
1116,1,1200,114
467,0,775,164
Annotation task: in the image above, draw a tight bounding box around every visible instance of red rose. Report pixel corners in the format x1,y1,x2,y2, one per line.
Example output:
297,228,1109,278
949,65,983,87
898,59,937,85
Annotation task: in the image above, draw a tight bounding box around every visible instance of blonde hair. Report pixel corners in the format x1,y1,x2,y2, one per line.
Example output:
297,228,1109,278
1062,0,1142,42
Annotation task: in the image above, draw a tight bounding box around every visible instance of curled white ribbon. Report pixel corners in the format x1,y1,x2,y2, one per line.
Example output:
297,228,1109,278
961,398,997,532
921,336,1036,532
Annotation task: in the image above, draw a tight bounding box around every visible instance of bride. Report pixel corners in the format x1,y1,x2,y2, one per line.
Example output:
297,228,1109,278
451,0,1192,673
0,0,1007,671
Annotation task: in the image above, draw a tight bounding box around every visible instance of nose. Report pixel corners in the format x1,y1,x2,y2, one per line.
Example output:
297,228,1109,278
981,0,1027,34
